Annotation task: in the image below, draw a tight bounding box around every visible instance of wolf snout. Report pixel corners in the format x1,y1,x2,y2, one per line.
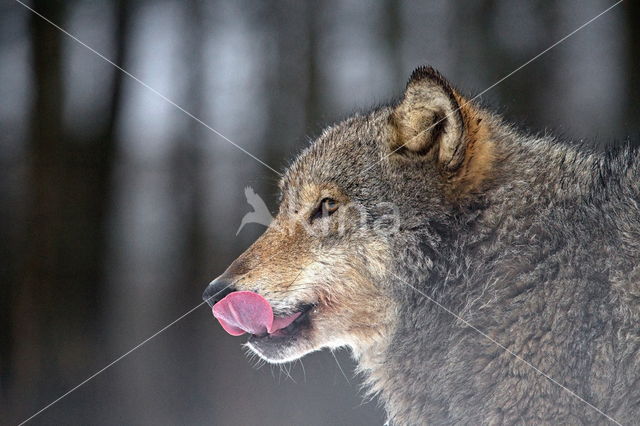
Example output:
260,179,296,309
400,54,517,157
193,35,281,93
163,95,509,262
203,277,236,307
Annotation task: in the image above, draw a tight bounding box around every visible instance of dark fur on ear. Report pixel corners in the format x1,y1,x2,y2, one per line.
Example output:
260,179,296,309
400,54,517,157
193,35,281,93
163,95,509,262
407,65,458,104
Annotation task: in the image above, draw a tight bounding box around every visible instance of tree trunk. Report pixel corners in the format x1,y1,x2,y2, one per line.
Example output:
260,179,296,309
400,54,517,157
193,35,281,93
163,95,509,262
9,0,129,420
11,0,66,416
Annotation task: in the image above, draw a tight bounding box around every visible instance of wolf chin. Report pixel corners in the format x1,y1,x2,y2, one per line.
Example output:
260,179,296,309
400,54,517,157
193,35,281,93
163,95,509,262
203,66,640,425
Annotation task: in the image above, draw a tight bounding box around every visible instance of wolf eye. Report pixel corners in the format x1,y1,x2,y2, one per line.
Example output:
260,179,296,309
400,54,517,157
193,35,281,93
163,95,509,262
322,198,339,216
310,198,339,222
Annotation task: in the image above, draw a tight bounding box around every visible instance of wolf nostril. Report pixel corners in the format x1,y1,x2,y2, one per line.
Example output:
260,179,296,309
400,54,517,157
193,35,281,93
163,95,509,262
202,278,236,307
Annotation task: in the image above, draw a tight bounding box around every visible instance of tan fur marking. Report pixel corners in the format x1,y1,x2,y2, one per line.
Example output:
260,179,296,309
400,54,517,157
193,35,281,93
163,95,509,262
447,93,497,198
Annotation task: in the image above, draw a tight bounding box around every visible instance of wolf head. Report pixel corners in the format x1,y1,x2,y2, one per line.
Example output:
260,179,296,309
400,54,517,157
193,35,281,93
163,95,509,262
203,66,496,364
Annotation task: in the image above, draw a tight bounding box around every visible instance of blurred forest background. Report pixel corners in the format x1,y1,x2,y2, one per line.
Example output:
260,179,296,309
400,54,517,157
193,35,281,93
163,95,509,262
1,0,638,424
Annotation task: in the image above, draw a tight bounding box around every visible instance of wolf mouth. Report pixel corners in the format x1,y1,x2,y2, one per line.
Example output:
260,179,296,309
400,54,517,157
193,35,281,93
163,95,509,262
249,303,314,343
211,290,316,361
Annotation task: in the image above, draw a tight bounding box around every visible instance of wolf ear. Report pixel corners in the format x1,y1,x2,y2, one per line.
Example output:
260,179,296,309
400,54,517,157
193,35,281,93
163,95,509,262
390,66,488,175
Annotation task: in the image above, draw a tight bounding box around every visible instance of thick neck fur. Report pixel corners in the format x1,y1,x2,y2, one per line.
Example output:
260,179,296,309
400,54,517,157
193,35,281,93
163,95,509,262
360,119,640,424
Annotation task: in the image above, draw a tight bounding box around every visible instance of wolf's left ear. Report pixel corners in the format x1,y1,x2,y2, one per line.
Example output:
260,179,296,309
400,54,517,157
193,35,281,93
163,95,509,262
390,66,491,176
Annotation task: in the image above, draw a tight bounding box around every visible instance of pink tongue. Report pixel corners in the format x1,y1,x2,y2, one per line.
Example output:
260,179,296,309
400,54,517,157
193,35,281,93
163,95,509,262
212,291,301,336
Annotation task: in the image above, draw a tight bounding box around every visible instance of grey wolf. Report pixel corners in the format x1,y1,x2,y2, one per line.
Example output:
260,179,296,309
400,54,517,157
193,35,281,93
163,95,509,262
203,66,640,424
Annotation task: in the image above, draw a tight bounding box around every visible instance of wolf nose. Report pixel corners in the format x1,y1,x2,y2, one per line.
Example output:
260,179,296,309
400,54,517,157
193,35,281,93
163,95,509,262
203,277,236,307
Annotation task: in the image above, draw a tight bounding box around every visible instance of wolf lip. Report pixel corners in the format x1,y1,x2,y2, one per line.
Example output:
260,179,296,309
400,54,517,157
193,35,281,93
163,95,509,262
255,304,313,338
248,303,313,350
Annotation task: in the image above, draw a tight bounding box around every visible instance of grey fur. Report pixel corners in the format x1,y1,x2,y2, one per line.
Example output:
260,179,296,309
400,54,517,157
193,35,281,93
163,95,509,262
215,68,640,425
279,69,639,424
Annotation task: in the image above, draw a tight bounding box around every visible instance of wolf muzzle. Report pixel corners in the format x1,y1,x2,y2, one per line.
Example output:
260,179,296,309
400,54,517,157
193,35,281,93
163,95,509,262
202,277,236,307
